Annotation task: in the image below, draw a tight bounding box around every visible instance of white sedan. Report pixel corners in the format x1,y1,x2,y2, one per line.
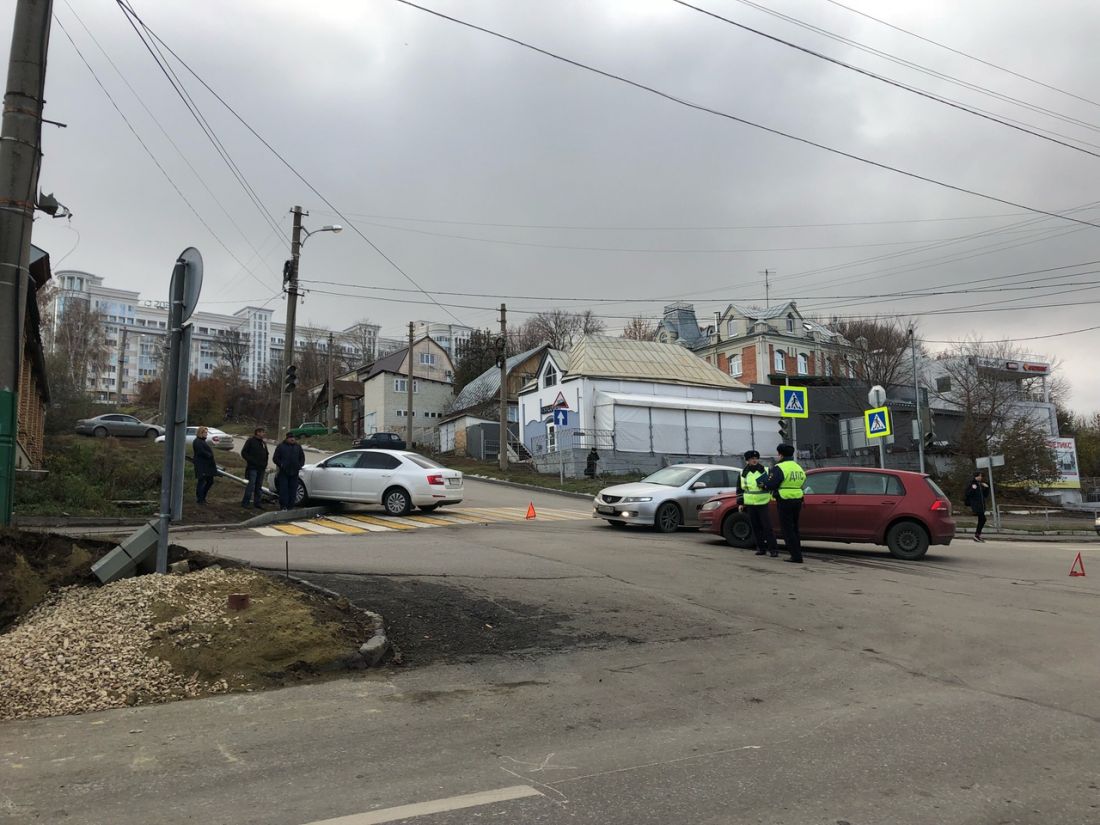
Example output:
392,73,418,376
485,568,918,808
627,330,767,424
295,449,464,515
154,426,235,451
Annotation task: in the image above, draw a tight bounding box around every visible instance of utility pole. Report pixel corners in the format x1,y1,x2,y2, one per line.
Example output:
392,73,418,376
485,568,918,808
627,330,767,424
405,322,414,447
326,331,335,433
498,303,508,471
760,268,772,309
277,205,305,437
910,326,925,474
0,0,52,526
115,325,128,402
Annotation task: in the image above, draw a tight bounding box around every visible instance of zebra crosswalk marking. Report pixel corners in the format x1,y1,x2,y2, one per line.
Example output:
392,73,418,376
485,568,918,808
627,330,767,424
270,523,318,536
325,515,390,532
343,514,416,530
311,517,368,534
402,514,460,526
252,506,592,537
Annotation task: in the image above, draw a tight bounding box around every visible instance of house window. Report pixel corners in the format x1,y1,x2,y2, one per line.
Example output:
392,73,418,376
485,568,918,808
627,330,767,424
727,320,738,337
786,314,795,333
824,357,833,377
729,354,742,377
543,363,558,388
774,350,785,373
394,379,419,393
936,376,952,393
797,353,809,375
419,352,436,366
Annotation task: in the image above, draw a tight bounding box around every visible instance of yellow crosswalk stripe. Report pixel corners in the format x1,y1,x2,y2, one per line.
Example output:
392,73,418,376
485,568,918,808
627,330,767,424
311,518,368,534
270,523,316,536
342,513,416,530
458,508,529,522
325,515,394,532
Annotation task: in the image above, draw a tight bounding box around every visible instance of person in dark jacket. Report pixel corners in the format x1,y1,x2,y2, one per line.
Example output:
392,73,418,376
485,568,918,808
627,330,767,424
240,427,269,509
272,432,306,511
739,450,778,557
192,426,217,505
584,447,600,479
964,470,991,542
763,443,806,564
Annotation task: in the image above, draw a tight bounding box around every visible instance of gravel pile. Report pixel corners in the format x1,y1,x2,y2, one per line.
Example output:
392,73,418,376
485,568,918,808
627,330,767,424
0,568,266,721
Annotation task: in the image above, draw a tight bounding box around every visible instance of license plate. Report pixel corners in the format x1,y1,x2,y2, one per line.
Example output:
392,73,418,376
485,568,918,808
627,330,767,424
446,478,461,488
597,505,617,515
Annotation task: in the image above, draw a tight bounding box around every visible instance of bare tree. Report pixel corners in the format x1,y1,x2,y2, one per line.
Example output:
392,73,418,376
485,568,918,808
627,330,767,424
835,317,915,391
46,296,108,393
621,316,657,341
213,329,250,384
515,310,607,351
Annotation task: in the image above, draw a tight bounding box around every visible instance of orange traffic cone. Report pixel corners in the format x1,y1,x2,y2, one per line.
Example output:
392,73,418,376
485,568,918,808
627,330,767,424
525,502,537,520
1069,552,1087,577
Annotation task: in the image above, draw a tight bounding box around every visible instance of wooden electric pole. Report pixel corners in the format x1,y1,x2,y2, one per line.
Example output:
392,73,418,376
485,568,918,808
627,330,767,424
406,322,414,447
498,303,508,471
0,0,52,526
326,331,335,432
277,205,304,437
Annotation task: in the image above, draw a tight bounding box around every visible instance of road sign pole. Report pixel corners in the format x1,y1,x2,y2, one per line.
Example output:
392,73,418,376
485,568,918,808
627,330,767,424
791,417,797,452
878,439,885,469
987,461,1000,532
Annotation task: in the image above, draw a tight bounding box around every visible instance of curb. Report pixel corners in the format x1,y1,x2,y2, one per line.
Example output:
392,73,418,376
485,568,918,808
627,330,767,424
956,526,1100,542
282,573,393,667
240,506,329,528
464,473,594,502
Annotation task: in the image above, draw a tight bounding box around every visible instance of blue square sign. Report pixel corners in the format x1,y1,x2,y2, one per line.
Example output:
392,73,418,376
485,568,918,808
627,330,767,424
553,409,569,427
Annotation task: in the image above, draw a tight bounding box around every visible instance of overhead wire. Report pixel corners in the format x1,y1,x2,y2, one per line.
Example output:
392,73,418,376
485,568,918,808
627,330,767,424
115,0,467,326
53,15,275,293
673,0,1100,159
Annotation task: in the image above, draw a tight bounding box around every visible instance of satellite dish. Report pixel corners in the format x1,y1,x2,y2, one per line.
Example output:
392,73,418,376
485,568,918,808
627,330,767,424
170,247,203,322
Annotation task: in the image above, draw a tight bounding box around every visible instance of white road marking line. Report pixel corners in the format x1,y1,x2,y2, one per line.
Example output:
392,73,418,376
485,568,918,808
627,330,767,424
252,527,286,537
291,520,342,535
379,515,440,528
300,785,542,825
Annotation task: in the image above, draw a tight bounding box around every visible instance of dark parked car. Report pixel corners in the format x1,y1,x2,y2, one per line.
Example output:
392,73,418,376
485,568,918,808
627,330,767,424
286,421,333,438
353,432,406,450
698,467,956,560
75,414,163,439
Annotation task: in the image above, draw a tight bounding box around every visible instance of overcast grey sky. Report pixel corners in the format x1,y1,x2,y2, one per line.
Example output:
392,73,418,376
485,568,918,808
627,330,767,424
11,0,1100,411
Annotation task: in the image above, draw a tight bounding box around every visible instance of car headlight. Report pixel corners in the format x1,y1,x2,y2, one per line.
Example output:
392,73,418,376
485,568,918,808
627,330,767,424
700,500,722,511
622,496,652,503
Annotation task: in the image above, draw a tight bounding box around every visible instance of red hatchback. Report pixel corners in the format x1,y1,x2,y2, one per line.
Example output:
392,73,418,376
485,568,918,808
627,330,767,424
698,467,956,560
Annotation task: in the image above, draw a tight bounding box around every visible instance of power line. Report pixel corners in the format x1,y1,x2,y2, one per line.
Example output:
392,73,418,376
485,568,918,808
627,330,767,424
732,0,1100,138
388,1,1100,232
114,0,287,244
924,324,1100,345
673,0,1100,160
53,17,275,293
821,0,1100,113
117,1,466,326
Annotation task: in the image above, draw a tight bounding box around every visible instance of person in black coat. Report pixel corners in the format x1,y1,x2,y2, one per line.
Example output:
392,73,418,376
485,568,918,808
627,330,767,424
272,432,306,511
240,426,270,509
192,426,217,505
964,470,991,542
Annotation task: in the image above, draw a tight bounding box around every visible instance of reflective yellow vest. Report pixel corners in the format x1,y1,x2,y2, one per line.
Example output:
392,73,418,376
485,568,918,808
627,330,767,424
741,467,772,506
776,460,806,500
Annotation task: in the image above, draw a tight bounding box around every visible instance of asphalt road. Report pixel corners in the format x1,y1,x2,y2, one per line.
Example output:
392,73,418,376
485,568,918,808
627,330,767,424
3,479,1098,825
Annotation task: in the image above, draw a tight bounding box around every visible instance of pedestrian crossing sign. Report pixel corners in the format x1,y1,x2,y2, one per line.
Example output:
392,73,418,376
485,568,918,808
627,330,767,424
780,386,808,418
864,406,892,439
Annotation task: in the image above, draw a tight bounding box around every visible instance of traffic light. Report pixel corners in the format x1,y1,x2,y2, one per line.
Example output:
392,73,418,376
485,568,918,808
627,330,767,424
778,418,790,442
284,364,298,393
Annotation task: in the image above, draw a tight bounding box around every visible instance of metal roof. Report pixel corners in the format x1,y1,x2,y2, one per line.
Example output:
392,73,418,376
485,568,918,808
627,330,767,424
449,344,547,412
565,335,747,388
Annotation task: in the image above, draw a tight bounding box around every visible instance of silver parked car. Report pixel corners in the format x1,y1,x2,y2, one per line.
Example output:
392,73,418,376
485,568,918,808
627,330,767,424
75,414,163,439
593,463,741,532
296,449,464,515
154,426,235,451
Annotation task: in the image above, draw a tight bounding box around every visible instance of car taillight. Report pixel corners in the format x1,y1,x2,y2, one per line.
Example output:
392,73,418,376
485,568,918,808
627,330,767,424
427,474,444,486
930,499,949,512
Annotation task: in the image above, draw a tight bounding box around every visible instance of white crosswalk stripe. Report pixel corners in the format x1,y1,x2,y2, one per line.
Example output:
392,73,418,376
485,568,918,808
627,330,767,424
253,506,591,538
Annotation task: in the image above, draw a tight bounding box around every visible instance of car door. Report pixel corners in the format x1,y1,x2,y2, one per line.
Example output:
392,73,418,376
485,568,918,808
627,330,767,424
309,452,360,501
796,470,844,540
832,471,903,541
118,415,142,436
351,451,403,504
100,414,125,436
682,469,738,525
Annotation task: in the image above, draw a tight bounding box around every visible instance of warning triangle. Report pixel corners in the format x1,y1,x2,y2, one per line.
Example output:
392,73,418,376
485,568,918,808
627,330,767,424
869,413,887,433
553,392,568,409
784,393,804,413
1069,552,1086,577
526,503,537,520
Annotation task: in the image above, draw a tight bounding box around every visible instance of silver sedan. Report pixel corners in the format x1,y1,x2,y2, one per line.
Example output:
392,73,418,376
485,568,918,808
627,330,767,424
593,464,741,532
75,414,163,439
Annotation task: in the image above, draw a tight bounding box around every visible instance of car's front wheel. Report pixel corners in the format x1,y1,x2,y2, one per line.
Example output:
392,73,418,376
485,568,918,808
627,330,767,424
722,512,755,548
145,429,159,439
886,520,929,560
654,502,682,533
383,487,412,516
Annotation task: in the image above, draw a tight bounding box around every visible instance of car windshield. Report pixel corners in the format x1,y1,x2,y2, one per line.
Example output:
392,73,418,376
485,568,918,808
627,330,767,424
640,467,701,487
406,454,444,469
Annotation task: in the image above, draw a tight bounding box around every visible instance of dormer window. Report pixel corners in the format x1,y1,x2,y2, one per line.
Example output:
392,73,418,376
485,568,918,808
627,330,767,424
786,314,795,333
543,363,558,388
727,320,738,337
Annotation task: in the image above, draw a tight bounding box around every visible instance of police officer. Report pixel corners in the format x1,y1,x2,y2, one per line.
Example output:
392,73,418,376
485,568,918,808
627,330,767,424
739,450,778,557
765,443,806,564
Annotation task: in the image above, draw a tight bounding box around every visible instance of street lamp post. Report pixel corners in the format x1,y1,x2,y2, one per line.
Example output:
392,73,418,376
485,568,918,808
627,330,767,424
277,206,341,437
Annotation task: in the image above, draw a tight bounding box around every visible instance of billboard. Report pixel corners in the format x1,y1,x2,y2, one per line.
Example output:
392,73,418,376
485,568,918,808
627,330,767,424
1047,437,1081,489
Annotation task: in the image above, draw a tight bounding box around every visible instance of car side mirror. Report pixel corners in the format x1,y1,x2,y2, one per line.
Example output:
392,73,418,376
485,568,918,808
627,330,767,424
690,481,707,490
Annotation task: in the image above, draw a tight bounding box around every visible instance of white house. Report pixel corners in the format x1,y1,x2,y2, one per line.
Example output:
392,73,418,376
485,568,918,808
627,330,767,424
518,336,782,461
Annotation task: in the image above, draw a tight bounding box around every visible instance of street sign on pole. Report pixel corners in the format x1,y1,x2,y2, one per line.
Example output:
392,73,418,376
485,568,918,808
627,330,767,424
976,455,1003,531
780,386,808,418
864,407,892,439
868,385,887,408
172,247,203,322
975,455,1005,469
553,408,569,427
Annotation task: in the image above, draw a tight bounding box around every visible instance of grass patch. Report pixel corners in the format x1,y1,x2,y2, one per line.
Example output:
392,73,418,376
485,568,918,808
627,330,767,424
439,456,637,497
15,435,255,523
